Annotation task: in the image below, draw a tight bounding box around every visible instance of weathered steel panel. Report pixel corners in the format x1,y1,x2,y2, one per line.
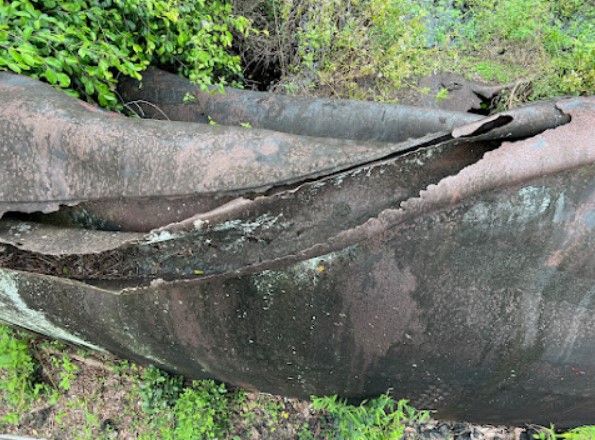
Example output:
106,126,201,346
0,70,594,426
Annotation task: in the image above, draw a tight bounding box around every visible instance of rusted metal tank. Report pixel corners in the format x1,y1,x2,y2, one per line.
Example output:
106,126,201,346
0,71,594,426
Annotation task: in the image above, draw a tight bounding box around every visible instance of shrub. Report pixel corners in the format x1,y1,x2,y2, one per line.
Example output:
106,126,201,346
240,0,434,100
0,0,250,109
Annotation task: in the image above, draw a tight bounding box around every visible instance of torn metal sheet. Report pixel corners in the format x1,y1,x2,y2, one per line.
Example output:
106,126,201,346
0,70,594,426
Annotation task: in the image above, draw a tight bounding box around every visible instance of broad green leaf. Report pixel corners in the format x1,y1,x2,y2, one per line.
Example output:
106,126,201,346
45,68,58,84
56,72,70,87
7,62,22,73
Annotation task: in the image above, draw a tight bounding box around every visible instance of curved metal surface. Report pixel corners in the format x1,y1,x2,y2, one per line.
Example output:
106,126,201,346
0,72,434,221
118,67,484,142
0,71,594,426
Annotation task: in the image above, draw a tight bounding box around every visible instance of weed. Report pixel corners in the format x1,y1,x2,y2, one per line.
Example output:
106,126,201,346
561,426,595,440
247,0,435,100
48,353,79,392
162,380,231,439
312,392,430,440
138,365,184,415
183,92,197,103
0,325,46,427
454,0,594,99
435,88,450,103
534,425,595,440
237,0,593,104
298,422,316,439
134,367,236,439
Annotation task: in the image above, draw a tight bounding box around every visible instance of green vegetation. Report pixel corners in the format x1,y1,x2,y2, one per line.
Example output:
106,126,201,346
138,367,235,439
1,0,592,109
0,0,249,108
454,0,594,99
0,325,45,425
534,425,595,440
0,323,428,438
312,394,430,439
237,0,593,103
239,0,434,100
4,324,595,438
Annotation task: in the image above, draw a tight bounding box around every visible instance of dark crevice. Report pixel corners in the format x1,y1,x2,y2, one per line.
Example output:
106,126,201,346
460,115,513,137
259,133,453,197
468,91,497,115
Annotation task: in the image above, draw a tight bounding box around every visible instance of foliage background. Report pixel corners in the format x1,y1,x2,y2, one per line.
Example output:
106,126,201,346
233,0,594,103
0,0,249,108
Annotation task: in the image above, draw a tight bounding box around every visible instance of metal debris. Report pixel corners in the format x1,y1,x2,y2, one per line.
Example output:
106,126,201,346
0,70,594,425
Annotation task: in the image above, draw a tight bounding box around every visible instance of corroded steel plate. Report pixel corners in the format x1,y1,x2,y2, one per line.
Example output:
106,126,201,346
0,72,594,426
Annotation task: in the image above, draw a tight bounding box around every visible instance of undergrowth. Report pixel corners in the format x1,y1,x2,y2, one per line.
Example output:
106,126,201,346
312,394,431,439
0,324,427,438
0,325,45,425
234,0,594,103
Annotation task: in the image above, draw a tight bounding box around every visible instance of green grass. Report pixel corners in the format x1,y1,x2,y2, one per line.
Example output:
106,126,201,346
534,425,595,440
312,394,430,440
452,0,594,99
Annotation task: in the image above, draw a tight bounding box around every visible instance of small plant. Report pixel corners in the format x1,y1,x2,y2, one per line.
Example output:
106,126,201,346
561,426,595,439
183,92,197,103
312,392,430,440
534,425,558,440
57,354,78,391
0,325,46,426
161,380,232,440
138,364,184,415
534,425,595,440
135,370,236,439
435,87,450,103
